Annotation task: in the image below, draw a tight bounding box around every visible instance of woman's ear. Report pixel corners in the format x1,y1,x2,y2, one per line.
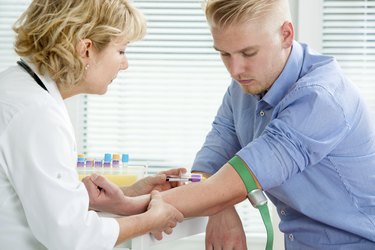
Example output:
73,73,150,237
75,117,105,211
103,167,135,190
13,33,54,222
76,39,93,59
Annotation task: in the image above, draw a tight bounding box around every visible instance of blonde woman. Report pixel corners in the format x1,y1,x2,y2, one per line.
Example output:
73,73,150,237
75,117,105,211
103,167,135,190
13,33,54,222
0,0,183,249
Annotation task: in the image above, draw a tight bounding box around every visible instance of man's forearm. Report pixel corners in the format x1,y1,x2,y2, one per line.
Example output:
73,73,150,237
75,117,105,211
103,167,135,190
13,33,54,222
121,186,137,197
115,211,154,245
116,194,150,216
161,163,248,217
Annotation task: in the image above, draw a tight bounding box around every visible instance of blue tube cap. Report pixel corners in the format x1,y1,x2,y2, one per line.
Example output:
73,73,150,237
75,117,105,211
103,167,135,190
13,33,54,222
121,154,129,163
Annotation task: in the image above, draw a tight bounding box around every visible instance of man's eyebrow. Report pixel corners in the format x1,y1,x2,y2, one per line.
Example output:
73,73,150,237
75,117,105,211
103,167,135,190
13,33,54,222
213,46,259,53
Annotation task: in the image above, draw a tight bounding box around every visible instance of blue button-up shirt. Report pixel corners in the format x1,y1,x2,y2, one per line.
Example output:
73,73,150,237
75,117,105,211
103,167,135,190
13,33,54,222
192,41,375,249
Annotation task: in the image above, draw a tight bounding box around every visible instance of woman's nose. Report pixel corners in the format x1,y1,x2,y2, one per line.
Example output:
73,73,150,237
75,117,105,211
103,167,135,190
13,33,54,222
120,57,129,70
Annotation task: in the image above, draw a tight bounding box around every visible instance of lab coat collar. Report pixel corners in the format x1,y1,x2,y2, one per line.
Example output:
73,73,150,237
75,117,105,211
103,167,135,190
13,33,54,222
21,57,65,107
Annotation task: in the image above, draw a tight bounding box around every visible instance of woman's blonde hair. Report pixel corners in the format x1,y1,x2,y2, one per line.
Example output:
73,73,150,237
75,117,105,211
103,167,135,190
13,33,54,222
203,0,289,28
13,0,146,87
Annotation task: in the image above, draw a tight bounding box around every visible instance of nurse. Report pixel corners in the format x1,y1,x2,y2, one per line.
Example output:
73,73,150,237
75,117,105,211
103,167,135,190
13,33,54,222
0,0,183,249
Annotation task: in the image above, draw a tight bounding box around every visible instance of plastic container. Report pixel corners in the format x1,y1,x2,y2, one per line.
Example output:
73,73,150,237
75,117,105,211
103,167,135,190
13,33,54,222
76,154,145,186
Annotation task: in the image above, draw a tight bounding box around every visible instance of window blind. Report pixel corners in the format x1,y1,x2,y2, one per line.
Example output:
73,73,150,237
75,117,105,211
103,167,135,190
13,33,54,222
0,0,29,70
82,1,230,166
322,0,375,112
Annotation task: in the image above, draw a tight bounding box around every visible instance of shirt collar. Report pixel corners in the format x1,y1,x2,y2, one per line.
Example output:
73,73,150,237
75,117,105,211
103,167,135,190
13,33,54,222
262,41,303,107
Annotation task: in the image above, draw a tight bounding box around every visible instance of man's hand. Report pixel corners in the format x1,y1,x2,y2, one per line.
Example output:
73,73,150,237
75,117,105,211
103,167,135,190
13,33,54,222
147,190,184,240
205,206,247,250
83,174,149,215
191,170,247,249
123,167,187,197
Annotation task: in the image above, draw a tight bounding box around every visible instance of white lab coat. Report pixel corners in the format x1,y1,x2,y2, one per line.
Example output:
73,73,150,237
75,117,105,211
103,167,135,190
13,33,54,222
0,61,119,250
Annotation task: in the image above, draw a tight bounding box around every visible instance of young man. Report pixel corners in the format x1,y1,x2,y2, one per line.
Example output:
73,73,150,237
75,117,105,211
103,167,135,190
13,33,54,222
85,0,375,249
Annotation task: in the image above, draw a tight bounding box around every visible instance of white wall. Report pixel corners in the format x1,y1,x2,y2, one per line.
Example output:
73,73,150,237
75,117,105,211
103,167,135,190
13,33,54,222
297,0,323,52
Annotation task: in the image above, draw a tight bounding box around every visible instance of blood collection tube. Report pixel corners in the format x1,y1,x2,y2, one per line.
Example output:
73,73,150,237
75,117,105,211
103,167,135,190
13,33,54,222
166,173,203,182
85,158,94,168
103,153,112,168
112,153,120,168
121,154,129,168
94,159,103,168
76,154,85,168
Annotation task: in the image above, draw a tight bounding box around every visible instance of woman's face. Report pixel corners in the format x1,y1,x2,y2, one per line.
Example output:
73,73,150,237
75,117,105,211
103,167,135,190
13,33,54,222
80,39,129,95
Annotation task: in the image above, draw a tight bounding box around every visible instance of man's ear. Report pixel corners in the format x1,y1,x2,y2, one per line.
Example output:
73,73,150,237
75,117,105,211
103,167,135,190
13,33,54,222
76,39,93,59
280,21,294,48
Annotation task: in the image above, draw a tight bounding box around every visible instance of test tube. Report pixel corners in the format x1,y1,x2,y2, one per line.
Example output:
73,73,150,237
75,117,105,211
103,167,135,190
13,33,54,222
103,153,112,168
121,153,129,168
94,159,103,168
166,173,203,182
76,154,85,168
85,158,94,168
112,153,120,168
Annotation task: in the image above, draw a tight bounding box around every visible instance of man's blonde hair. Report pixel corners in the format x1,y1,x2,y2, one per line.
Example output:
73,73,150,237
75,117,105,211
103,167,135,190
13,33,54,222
203,0,290,28
13,0,146,87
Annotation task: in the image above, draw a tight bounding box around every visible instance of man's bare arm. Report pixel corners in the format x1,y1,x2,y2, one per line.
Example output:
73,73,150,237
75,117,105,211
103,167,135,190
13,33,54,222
160,163,248,217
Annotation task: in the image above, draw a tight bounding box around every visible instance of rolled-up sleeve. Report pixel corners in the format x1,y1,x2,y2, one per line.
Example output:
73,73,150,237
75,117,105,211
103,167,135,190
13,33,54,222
238,84,351,190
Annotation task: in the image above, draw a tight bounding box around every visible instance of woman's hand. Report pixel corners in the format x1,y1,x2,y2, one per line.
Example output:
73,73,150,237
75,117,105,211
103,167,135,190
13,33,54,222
83,174,149,215
123,167,187,197
146,190,184,240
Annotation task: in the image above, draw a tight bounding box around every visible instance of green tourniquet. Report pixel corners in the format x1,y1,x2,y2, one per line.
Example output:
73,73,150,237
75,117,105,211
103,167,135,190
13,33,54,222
228,155,274,250
259,204,273,250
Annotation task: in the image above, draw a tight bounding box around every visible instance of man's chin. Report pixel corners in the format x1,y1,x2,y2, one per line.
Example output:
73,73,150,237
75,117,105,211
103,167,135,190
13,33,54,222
239,85,258,95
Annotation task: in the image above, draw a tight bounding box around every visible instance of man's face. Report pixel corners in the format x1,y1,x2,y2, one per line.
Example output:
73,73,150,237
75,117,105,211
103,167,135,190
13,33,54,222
211,20,291,95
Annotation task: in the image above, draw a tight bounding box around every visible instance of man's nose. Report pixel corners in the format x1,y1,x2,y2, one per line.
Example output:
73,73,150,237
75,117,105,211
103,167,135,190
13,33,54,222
227,57,245,76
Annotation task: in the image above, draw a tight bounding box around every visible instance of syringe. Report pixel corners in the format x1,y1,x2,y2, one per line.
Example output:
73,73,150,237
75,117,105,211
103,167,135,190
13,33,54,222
166,173,203,182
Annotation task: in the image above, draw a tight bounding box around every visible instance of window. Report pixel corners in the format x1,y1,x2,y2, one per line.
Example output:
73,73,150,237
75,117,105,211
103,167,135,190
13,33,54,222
299,0,375,115
81,1,230,167
0,0,29,70
323,0,375,112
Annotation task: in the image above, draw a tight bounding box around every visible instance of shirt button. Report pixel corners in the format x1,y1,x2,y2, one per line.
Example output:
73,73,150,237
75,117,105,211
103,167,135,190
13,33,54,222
288,234,294,241
259,110,265,116
280,210,286,216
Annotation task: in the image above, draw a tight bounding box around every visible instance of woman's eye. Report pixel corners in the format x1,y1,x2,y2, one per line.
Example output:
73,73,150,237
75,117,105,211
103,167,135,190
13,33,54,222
119,50,125,55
